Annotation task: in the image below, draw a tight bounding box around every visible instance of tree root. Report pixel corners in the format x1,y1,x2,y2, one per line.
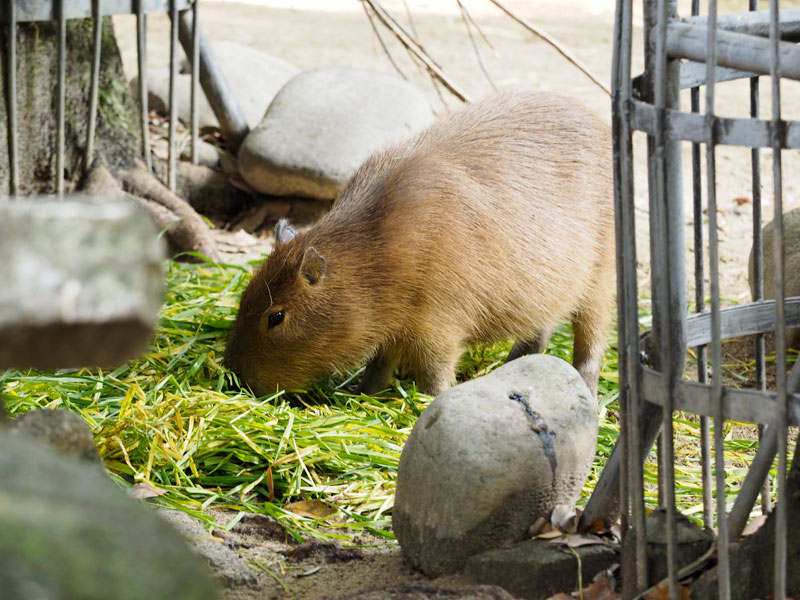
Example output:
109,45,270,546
79,160,220,263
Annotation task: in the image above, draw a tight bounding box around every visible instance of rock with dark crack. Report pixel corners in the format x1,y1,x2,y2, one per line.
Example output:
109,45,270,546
393,354,598,576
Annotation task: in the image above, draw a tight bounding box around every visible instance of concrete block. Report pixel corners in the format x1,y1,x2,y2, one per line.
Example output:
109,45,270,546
0,195,165,369
464,538,617,600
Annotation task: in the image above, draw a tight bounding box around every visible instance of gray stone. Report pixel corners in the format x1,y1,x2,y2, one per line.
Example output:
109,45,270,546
181,139,221,168
749,207,800,347
8,408,102,464
0,196,165,369
238,66,434,199
138,41,299,129
0,434,219,600
156,509,259,589
392,354,598,576
645,507,713,585
464,539,617,600
326,582,519,600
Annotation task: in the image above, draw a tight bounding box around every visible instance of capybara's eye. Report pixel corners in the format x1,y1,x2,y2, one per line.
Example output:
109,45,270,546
267,310,285,329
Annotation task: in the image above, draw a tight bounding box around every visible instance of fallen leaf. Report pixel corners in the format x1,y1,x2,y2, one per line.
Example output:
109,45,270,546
284,499,337,520
529,516,550,537
130,482,165,499
734,196,751,205
580,517,607,534
534,529,565,540
644,583,692,600
552,504,578,532
550,533,613,548
582,575,620,600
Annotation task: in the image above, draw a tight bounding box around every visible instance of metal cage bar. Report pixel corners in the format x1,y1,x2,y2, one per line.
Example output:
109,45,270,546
600,1,799,598
0,0,245,197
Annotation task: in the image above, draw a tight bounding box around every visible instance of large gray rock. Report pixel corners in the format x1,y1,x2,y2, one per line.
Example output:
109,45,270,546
0,434,219,600
238,66,434,199
749,207,800,347
0,196,164,369
393,354,598,576
140,41,299,129
8,408,102,464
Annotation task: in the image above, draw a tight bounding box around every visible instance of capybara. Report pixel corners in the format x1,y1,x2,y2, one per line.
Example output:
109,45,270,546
225,91,615,397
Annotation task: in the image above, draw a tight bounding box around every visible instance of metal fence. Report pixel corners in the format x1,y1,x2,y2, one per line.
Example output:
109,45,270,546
1,0,248,198
578,0,800,598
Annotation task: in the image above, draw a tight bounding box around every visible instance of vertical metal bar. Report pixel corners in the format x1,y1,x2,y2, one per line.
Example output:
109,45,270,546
56,0,66,198
136,0,152,172
611,0,633,591
6,0,18,196
705,1,730,598
168,0,178,192
768,0,787,596
175,10,249,152
653,0,681,595
616,0,647,593
689,0,713,532
85,0,103,170
190,0,199,165
748,0,771,516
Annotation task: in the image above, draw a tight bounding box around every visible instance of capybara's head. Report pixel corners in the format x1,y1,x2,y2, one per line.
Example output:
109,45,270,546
224,221,360,396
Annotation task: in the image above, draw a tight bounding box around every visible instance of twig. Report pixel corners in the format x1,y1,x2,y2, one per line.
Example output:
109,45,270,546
362,0,471,103
457,0,497,91
362,1,409,81
458,0,497,52
487,0,611,96
401,0,419,38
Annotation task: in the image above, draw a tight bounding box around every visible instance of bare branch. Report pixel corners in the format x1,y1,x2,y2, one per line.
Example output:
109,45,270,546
362,0,409,81
362,0,471,103
487,0,611,96
457,0,497,91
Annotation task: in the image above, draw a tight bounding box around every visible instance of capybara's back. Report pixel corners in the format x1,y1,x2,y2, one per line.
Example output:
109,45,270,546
225,92,615,397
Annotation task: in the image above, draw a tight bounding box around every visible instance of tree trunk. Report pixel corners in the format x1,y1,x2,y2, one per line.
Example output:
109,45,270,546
1,18,142,195
1,18,220,260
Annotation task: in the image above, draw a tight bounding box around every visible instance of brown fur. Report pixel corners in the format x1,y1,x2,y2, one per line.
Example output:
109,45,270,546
224,91,615,397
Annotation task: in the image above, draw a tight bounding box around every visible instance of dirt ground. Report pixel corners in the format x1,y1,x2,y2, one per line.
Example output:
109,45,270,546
108,1,800,598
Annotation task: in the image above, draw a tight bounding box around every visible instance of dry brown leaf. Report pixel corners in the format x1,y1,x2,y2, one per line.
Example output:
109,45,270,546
529,516,550,537
533,529,565,540
581,575,620,600
284,499,337,520
130,482,165,499
551,504,578,532
580,517,607,534
644,583,692,600
549,533,612,548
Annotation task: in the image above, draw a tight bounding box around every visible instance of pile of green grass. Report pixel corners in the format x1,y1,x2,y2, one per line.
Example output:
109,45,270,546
0,258,779,540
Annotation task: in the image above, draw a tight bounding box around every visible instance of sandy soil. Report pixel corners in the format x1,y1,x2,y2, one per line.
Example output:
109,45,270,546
108,1,800,597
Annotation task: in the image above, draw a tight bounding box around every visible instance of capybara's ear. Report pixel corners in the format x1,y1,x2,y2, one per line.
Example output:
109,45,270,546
275,219,297,245
298,247,327,285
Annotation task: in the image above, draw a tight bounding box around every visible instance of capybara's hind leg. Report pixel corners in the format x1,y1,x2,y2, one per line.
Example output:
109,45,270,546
409,340,462,396
507,325,555,362
571,304,612,398
357,347,399,395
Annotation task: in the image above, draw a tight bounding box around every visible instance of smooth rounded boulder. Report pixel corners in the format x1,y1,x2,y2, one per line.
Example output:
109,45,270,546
238,66,434,199
392,354,598,576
